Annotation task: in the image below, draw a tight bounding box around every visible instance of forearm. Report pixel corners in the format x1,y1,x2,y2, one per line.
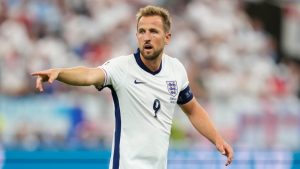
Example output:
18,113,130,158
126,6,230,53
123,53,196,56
181,98,233,166
187,104,221,145
56,66,102,86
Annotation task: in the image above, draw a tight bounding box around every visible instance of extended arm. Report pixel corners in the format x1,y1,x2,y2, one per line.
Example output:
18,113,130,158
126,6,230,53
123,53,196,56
180,98,233,166
31,66,105,92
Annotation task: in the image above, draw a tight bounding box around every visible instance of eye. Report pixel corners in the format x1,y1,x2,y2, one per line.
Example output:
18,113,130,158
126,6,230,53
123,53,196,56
138,29,145,34
150,28,159,34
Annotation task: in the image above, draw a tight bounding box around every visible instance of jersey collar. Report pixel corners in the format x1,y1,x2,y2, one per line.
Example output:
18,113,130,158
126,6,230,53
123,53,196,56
134,48,162,75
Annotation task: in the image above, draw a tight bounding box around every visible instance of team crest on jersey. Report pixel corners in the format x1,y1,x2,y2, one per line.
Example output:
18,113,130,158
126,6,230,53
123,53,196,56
166,81,178,97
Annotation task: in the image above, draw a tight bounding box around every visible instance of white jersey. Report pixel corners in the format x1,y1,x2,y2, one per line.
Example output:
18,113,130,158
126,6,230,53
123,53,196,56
99,49,193,169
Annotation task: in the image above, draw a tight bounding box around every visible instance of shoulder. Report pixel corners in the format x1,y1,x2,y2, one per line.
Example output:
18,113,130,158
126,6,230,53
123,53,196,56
105,54,132,64
163,54,186,72
102,54,133,68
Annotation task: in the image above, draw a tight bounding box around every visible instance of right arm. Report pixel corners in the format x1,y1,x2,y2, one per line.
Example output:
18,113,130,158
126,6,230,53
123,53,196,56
31,66,105,92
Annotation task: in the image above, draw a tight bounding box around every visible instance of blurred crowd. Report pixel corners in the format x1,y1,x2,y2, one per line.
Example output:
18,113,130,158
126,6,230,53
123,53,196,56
0,0,300,151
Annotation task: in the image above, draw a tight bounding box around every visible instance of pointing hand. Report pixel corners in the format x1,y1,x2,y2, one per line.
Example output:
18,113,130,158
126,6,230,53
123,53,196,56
31,69,60,92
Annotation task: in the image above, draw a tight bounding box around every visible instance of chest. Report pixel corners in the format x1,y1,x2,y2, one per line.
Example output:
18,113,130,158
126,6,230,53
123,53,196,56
128,70,180,103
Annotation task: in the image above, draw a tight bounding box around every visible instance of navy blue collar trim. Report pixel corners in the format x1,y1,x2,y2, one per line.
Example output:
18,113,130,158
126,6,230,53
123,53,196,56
134,48,162,75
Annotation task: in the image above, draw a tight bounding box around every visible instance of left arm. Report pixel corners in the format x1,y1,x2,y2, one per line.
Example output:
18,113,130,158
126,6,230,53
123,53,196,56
180,97,233,166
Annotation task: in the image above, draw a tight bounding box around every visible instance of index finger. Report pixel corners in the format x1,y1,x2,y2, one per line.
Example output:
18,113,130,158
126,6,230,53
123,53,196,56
31,70,49,76
31,72,43,76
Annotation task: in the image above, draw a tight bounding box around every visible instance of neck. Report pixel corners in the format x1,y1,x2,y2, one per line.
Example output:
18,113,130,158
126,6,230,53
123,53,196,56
140,53,163,72
133,48,163,75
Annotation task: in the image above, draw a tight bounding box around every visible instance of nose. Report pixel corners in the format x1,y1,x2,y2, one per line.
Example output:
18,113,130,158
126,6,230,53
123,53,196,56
144,31,151,41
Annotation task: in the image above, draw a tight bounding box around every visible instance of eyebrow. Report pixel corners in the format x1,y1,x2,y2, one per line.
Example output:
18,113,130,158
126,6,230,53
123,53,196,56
138,27,160,32
149,28,159,32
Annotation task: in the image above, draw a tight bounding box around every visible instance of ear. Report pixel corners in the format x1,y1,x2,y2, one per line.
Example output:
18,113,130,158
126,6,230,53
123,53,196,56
165,32,171,45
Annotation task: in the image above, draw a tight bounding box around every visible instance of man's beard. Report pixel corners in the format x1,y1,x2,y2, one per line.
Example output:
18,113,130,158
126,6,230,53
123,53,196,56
140,47,164,61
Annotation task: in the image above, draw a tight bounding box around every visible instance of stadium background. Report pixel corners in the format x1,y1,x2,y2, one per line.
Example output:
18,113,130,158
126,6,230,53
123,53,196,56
0,0,300,168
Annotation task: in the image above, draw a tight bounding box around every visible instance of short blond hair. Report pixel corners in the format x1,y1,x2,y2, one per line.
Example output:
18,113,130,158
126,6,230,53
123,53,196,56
136,5,171,33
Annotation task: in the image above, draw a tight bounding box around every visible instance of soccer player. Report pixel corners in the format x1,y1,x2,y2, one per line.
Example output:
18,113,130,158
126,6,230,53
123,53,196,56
31,5,233,169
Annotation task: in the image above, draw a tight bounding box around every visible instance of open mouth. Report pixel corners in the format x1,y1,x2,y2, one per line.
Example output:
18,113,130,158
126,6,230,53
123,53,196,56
144,44,153,50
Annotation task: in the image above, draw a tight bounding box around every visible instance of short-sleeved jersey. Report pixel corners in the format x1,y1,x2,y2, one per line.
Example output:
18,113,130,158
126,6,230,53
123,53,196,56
99,49,193,169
